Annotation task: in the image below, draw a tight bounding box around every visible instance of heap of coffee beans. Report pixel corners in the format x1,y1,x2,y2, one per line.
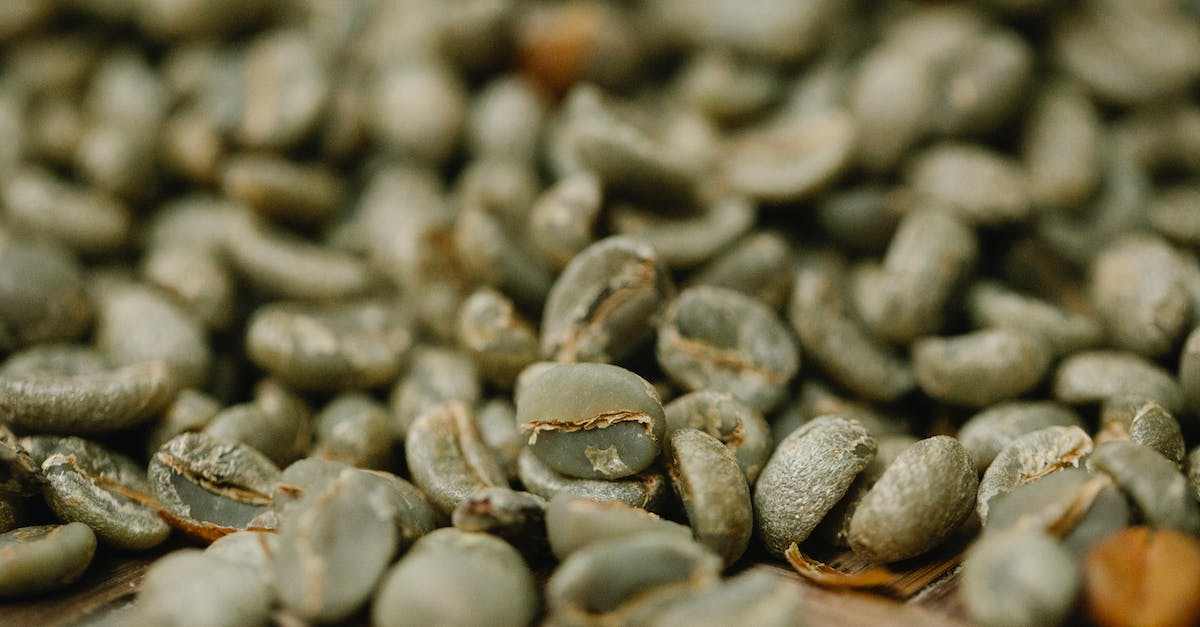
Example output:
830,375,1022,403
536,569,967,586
2,1,1200,626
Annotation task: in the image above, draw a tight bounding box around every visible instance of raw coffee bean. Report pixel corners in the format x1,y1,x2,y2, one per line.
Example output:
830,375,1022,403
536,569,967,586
529,172,603,270
371,60,467,165
1054,351,1185,414
852,209,978,344
149,432,281,542
1087,440,1200,534
544,492,691,560
275,468,398,623
140,244,235,332
687,231,794,310
405,401,507,515
816,434,919,548
389,346,481,438
453,203,555,310
236,29,328,150
204,530,278,589
1061,481,1134,558
1181,327,1200,415
456,288,540,389
1022,80,1104,211
245,300,412,392
965,281,1104,357
143,195,251,253
312,393,393,470
913,329,1051,407
608,192,755,270
541,236,674,364
986,468,1130,556
159,106,224,185
667,428,753,566
452,487,548,558
978,426,1093,522
517,363,666,480
1148,185,1200,245
373,528,537,627
1097,397,1185,464
545,531,722,624
203,399,310,468
93,279,210,389
474,398,523,480
848,43,933,173
651,569,805,627
0,523,96,598
720,108,856,203
39,437,169,550
753,415,876,557
928,29,1032,137
789,255,914,403
814,185,903,256
220,153,344,226
908,143,1032,226
226,221,376,301
0,240,92,352
1089,234,1189,358
776,381,912,441
674,50,782,124
1084,527,1200,627
2,167,131,256
848,436,977,563
517,448,669,513
958,401,1085,472
0,346,177,434
135,549,272,627
651,0,841,62
664,390,772,484
467,74,547,164
962,528,1080,627
656,286,799,412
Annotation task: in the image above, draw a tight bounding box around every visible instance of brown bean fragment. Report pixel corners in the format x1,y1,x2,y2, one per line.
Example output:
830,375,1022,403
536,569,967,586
1084,527,1200,627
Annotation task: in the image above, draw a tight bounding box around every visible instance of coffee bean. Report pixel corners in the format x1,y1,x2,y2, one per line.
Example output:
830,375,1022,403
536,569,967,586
140,244,236,332
0,240,92,352
687,231,794,310
0,523,96,598
456,288,540,389
1054,350,1185,414
389,346,480,438
1084,527,1200,627
913,329,1051,407
517,447,669,513
908,143,1032,226
978,426,1093,522
720,108,856,203
1087,440,1200,534
667,428,753,565
664,390,772,484
1022,81,1104,211
1090,234,1190,358
544,492,690,560
1097,397,1185,464
135,549,272,627
958,401,1085,472
220,153,344,226
962,528,1080,627
312,393,393,470
452,487,548,559
3,166,131,256
93,278,210,389
529,172,603,270
651,569,805,627
966,281,1104,357
406,401,507,515
608,192,755,270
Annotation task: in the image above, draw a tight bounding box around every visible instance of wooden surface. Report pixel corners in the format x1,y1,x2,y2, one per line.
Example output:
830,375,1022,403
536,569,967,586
0,544,975,627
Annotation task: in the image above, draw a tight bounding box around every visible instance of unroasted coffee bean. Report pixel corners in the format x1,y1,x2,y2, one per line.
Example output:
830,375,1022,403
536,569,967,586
1089,234,1189,358
517,363,666,480
0,424,41,497
517,448,668,513
236,29,328,150
777,381,912,442
221,154,343,227
203,398,310,468
389,346,481,438
814,433,918,549
371,60,467,165
226,221,376,301
467,74,546,164
674,50,782,123
687,230,794,310
312,393,393,470
529,172,603,270
1148,185,1200,245
0,345,176,434
788,255,914,403
848,436,977,563
245,300,412,392
978,426,1093,521
958,401,1085,472
657,286,798,412
1087,440,1200,534
452,487,548,558
1054,350,1185,414
965,281,1104,357
150,432,281,542
456,288,539,389
0,240,92,352
92,278,209,389
664,390,771,484
2,167,132,256
1084,527,1200,627
849,42,933,173
545,531,721,624
140,244,235,332
651,569,804,627
0,523,96,598
276,468,398,623
406,401,507,515
1021,81,1103,211
608,193,755,270
39,437,168,550
204,530,278,589
544,492,690,560
962,528,1080,627
1097,397,1185,464
453,200,555,310
373,528,537,627
667,428,753,565
1189,445,1200,503
135,549,272,627
754,415,876,557
541,236,674,364
913,329,1050,407
1179,327,1200,416
986,468,1129,555
852,209,978,344
720,108,856,203
908,143,1031,226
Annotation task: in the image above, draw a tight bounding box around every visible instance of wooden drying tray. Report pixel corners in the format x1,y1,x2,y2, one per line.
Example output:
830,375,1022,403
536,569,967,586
0,539,974,627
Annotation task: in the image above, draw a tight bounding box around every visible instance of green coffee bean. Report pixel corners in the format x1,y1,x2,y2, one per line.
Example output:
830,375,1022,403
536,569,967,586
2,167,131,256
687,231,794,310
140,244,236,332
720,108,856,203
203,397,310,468
651,0,839,62
452,487,548,558
0,345,177,434
651,569,805,627
978,426,1093,522
406,401,507,515
226,221,376,301
312,393,393,470
38,436,168,550
664,390,772,484
220,153,344,226
245,300,412,392
529,172,603,270
965,281,1103,357
92,278,210,389
849,42,933,173
1098,397,1185,465
0,523,96,598
957,401,1085,472
467,74,546,164
908,143,1031,226
657,286,798,412
1089,233,1189,358
544,492,690,560
813,434,921,548
456,287,539,389
674,49,782,124
135,549,272,627
541,236,674,364
0,239,92,352
204,530,278,589
1178,326,1200,416
608,193,755,270
1148,184,1200,245
986,468,1130,557
0,424,41,497
848,436,977,563
143,195,251,253
667,428,752,566
754,415,876,557
517,362,666,480
373,528,537,627
389,345,481,438
1022,81,1103,211
1087,440,1200,534
517,447,669,513
1054,350,1185,414
913,329,1051,407
371,60,467,165
276,467,399,623
474,398,523,480
150,432,280,542
776,381,912,443
453,202,555,309
962,529,1080,627
789,255,914,403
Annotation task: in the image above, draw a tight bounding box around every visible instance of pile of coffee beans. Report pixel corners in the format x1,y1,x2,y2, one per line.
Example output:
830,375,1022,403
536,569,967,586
2,0,1200,625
